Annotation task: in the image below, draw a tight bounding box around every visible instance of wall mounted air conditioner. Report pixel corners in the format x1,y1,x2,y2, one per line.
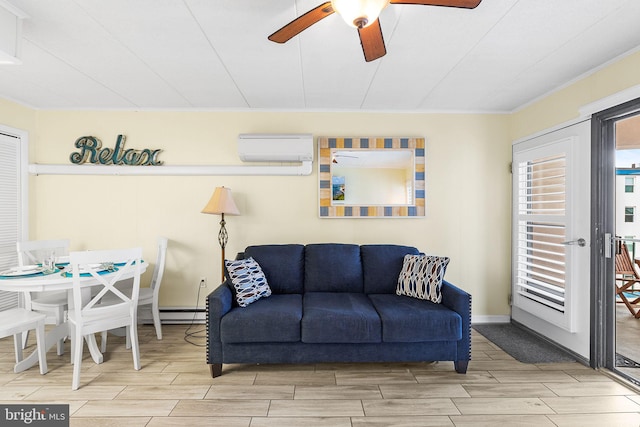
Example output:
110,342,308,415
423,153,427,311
0,2,28,64
238,134,313,162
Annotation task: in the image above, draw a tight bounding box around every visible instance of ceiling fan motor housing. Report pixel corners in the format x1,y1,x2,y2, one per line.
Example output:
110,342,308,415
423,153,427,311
354,17,368,28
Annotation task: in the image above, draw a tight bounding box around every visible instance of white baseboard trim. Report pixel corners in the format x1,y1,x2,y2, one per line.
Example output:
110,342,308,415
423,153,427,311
138,306,205,324
472,315,510,324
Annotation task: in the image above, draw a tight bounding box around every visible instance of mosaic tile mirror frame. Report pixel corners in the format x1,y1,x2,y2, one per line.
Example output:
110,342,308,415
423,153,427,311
318,136,425,218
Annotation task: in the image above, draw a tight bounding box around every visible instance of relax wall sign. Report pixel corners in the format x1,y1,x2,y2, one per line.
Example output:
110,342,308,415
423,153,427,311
70,135,163,166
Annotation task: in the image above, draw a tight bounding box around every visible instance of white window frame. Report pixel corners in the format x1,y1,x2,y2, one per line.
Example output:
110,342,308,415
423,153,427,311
625,176,635,193
625,206,635,223
512,136,579,333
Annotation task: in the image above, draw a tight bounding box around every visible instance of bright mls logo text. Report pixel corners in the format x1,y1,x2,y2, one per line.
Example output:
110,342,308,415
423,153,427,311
1,405,68,426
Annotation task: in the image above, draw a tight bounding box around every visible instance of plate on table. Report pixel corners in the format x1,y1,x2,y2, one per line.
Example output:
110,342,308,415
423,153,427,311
0,265,43,277
67,263,105,273
62,263,116,277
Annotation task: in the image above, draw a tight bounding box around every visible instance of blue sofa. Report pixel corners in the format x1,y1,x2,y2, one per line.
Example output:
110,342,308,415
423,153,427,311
206,243,471,377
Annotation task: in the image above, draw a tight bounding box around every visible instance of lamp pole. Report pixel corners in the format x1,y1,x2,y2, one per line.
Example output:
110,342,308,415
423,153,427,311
218,213,228,283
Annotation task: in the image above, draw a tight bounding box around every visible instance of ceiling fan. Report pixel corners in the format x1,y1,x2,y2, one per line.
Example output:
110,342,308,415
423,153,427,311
268,0,482,62
332,153,359,163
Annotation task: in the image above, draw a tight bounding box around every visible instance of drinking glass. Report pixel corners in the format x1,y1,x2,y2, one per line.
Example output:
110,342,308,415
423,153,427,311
41,251,56,274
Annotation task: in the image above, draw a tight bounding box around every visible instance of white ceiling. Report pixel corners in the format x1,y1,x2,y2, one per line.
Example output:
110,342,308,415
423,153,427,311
1,0,639,112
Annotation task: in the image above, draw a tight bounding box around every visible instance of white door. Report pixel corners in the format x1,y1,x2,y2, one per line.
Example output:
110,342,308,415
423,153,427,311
512,119,591,359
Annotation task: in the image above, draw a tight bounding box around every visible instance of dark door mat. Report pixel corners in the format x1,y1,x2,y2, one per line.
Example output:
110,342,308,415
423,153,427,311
616,353,640,368
473,323,576,364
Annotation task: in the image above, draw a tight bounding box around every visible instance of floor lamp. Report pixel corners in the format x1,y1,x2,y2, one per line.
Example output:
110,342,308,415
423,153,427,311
202,186,240,282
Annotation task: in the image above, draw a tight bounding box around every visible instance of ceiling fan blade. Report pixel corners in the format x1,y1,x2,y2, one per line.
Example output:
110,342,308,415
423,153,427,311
389,0,482,8
268,2,335,43
358,19,387,62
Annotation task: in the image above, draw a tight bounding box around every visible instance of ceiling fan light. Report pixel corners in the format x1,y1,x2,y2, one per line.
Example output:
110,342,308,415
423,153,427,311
331,0,389,28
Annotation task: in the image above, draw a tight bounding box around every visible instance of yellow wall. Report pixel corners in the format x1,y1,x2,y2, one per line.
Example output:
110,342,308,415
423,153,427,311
0,98,36,130
1,106,512,316
510,49,640,140
5,49,637,317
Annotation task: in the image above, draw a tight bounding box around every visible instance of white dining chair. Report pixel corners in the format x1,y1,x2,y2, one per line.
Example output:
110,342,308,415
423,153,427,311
17,239,70,355
0,308,48,374
145,236,168,339
100,237,168,350
68,247,142,390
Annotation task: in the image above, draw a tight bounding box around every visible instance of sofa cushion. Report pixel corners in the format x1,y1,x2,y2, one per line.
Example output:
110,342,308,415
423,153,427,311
302,292,381,343
368,294,462,342
304,243,363,292
220,294,302,343
244,244,305,294
361,245,420,294
396,254,450,303
225,257,272,307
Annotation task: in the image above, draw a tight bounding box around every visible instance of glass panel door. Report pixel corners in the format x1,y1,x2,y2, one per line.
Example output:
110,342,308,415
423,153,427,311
614,114,640,380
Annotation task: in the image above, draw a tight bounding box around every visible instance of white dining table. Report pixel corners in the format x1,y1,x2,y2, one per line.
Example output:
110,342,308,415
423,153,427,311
0,261,147,372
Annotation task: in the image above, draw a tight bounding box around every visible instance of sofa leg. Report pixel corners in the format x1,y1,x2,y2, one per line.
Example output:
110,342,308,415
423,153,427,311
454,360,468,374
210,363,222,378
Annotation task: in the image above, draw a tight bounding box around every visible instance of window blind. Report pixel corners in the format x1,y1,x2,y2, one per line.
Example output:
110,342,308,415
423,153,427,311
515,153,567,312
0,132,21,310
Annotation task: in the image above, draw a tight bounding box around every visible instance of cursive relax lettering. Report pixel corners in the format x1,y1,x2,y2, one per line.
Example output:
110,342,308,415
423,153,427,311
70,135,163,166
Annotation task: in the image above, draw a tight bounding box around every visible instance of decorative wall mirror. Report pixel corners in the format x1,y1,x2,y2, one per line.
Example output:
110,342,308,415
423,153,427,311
318,137,425,218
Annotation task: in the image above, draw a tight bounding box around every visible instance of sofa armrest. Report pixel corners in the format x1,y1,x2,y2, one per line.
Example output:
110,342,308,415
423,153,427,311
207,282,233,344
440,280,472,364
441,280,471,314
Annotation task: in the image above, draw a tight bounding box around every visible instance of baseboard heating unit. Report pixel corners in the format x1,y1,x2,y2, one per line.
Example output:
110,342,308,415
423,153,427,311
138,307,205,324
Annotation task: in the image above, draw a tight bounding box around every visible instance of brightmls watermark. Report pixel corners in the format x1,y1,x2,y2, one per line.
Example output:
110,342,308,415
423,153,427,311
0,404,69,426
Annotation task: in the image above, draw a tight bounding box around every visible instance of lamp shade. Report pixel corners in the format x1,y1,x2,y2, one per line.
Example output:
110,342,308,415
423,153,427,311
201,186,240,216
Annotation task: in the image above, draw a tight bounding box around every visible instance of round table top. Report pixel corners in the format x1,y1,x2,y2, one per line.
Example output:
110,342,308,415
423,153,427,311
0,260,148,292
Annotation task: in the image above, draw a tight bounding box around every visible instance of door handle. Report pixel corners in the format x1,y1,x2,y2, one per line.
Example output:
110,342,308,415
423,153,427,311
562,238,586,247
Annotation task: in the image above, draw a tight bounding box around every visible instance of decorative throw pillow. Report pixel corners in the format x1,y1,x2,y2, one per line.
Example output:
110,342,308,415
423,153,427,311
396,254,450,303
225,257,272,307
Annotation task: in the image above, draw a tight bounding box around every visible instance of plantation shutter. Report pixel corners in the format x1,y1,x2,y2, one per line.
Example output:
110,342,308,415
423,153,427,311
514,153,567,312
0,132,21,310
512,132,582,333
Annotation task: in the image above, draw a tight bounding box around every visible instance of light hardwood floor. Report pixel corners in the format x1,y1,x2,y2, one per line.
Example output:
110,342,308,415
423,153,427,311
1,325,640,426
